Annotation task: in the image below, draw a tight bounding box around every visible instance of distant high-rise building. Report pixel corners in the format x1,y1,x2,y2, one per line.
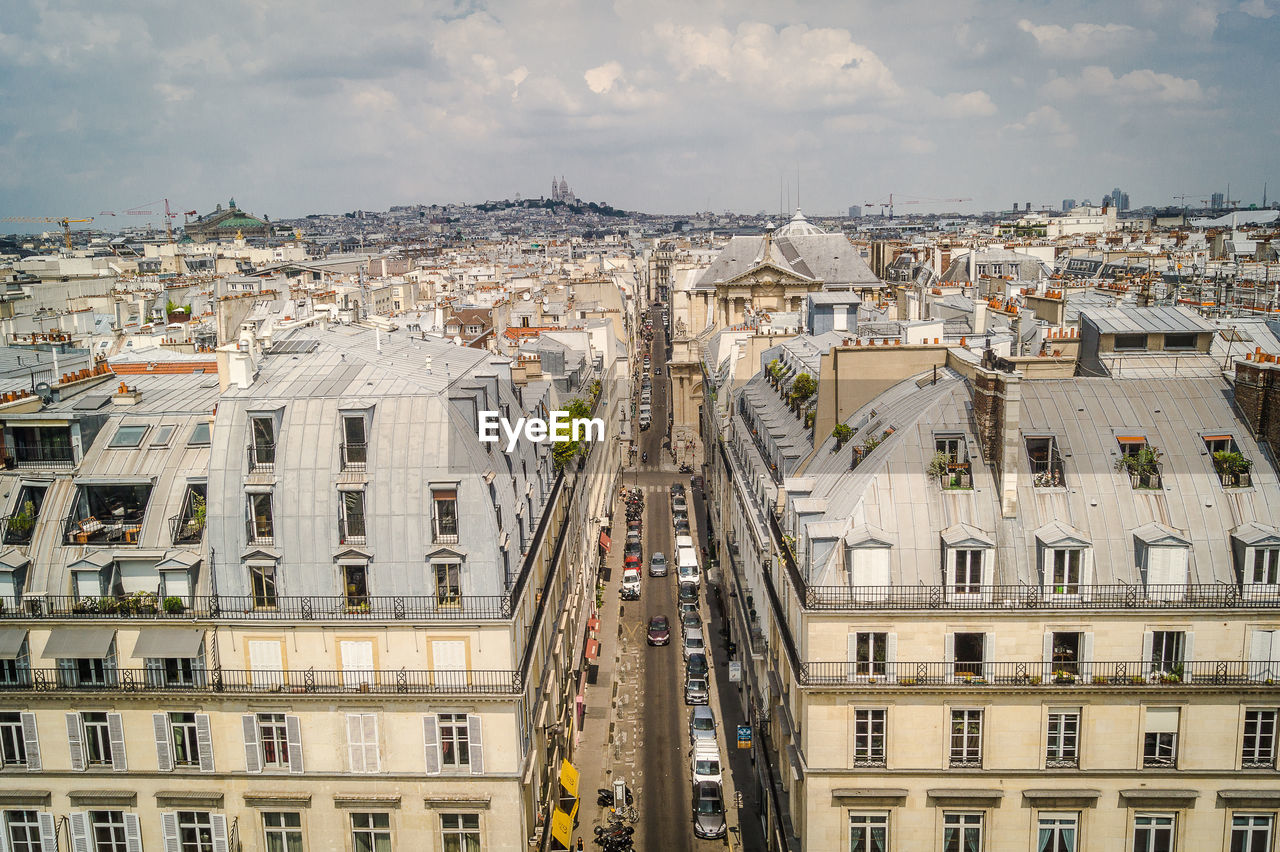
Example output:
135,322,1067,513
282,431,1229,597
1108,186,1130,211
1211,192,1225,210
847,205,861,218
1063,199,1077,212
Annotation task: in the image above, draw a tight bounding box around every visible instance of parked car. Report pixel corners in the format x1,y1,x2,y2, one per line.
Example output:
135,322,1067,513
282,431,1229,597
621,569,642,600
689,705,716,745
681,611,701,631
649,552,668,577
679,600,699,619
677,555,700,589
682,627,706,660
647,615,670,646
673,517,691,536
672,495,688,513
684,676,709,705
624,541,642,561
686,652,708,679
693,781,727,839
692,741,723,785
670,483,686,497
678,582,699,604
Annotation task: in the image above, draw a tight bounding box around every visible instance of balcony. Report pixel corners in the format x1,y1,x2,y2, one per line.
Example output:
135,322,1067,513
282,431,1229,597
3,666,523,695
803,583,1280,611
800,659,1280,688
1,594,514,620
341,442,367,471
63,516,143,545
1,514,35,545
3,442,75,469
247,442,275,473
1030,454,1066,488
169,514,204,545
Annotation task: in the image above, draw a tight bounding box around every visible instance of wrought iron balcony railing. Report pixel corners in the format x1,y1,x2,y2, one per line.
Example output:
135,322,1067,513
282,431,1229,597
2,667,522,695
802,583,1280,611
800,659,1280,688
0,594,514,620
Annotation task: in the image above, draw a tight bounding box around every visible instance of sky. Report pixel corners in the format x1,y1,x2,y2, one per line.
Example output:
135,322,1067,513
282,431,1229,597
1,0,1278,221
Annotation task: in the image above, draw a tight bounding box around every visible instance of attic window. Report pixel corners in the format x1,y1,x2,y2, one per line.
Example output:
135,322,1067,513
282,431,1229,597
188,421,211,446
1164,332,1197,350
109,425,149,448
1114,333,1147,351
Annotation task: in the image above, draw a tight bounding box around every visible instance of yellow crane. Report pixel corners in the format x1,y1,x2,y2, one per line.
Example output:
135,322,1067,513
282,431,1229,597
0,216,94,250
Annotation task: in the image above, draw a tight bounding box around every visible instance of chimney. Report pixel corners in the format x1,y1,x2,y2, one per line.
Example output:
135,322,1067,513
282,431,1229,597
973,299,988,335
972,362,1022,518
1235,360,1280,449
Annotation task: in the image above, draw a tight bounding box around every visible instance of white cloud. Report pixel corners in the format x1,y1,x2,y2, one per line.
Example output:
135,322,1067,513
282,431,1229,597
1042,65,1207,103
1240,0,1274,17
653,20,902,106
154,83,194,103
941,90,997,117
901,135,936,154
1005,105,1078,147
1017,19,1149,57
584,61,623,94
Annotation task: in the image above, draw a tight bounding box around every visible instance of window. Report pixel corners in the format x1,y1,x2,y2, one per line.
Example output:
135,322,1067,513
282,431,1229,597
439,713,471,767
351,813,391,852
943,812,982,852
1037,813,1077,852
82,712,114,767
341,491,367,545
440,814,480,852
853,709,886,766
952,633,986,678
177,811,214,852
342,416,368,470
1254,549,1280,585
258,714,290,769
247,493,274,544
1205,435,1238,456
0,713,26,766
435,564,461,607
66,483,152,545
1242,709,1276,768
1132,814,1175,852
952,550,984,595
263,812,303,852
935,435,964,462
4,810,43,852
1050,632,1081,676
108,425,149,448
4,483,46,545
1232,815,1273,851
433,489,459,542
848,812,887,852
1026,436,1065,488
170,712,200,768
949,709,982,767
250,416,276,469
1143,707,1179,768
1149,631,1185,675
250,563,278,609
1045,709,1080,768
1114,333,1147,351
187,421,211,446
343,564,369,608
1049,549,1082,594
61,655,114,688
150,424,176,447
851,633,888,678
1164,332,1197,350
150,655,201,687
89,811,129,852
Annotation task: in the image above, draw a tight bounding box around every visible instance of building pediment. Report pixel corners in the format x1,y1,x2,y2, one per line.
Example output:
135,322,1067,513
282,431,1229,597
723,261,813,289
425,546,466,562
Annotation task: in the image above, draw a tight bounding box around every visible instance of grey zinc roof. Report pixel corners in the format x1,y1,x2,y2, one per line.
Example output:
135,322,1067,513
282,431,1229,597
694,233,880,290
1079,306,1215,335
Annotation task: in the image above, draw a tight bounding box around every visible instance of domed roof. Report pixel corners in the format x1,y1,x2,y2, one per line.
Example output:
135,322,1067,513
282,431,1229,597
774,208,826,237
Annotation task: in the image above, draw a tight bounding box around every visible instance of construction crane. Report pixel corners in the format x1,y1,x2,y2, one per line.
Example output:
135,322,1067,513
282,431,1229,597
0,216,94,250
863,193,973,218
1172,193,1208,210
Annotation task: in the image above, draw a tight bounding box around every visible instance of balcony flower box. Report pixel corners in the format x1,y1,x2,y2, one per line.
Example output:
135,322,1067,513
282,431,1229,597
1052,670,1078,685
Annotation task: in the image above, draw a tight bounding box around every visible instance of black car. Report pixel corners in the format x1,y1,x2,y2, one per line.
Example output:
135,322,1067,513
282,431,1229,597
678,582,698,604
693,782,726,839
670,483,685,496
647,615,670,646
674,517,690,535
686,652,708,678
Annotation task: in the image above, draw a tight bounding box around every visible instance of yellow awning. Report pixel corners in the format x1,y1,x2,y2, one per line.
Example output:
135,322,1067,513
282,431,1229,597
559,759,580,799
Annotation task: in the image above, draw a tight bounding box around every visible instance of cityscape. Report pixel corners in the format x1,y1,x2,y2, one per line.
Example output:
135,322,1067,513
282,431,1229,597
2,3,1280,852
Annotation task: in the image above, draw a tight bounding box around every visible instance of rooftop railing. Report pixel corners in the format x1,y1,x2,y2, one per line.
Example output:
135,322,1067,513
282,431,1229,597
4,667,522,695
1,593,515,620
802,583,1279,611
801,659,1280,688
3,443,75,468
169,514,204,545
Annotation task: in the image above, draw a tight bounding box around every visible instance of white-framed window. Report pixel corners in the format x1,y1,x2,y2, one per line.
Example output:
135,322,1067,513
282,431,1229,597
82,712,114,767
848,632,891,678
351,812,391,852
1049,549,1082,594
439,713,471,768
852,709,886,766
848,811,887,852
260,713,290,769
434,564,461,607
949,709,983,767
1242,709,1277,768
0,712,27,767
3,809,47,852
249,562,278,609
340,491,368,546
263,812,303,852
440,813,480,852
87,810,131,852
170,712,199,767
952,550,984,595
424,713,483,776
1037,812,1078,852
1249,629,1280,681
432,489,459,543
1147,631,1186,675
1254,548,1280,585
1143,707,1179,768
242,712,303,774
943,812,982,852
346,714,381,774
1045,708,1080,768
247,493,274,544
1132,813,1175,852
175,811,216,852
1231,814,1273,852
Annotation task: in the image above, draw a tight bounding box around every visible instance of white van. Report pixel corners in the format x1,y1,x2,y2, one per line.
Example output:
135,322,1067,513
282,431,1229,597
677,547,700,588
675,534,696,552
692,740,723,786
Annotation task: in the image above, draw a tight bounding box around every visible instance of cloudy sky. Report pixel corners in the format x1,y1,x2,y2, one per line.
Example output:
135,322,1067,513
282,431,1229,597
1,0,1277,220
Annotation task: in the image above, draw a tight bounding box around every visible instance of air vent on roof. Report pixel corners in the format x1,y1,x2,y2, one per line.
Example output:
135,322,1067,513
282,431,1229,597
73,395,111,411
267,339,319,355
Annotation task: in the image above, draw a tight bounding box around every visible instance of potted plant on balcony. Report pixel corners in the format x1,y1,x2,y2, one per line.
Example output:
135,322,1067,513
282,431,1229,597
1114,447,1162,489
927,451,949,481
7,500,35,540
162,596,185,615
188,493,207,536
831,424,853,450
1212,450,1252,487
1052,669,1078,685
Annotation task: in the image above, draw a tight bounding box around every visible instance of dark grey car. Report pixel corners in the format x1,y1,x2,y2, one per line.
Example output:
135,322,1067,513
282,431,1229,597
693,781,726,839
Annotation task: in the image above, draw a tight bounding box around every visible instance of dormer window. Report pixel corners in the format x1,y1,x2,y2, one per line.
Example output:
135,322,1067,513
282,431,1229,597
1254,549,1279,585
1115,437,1161,489
1205,434,1252,488
942,525,994,600
1231,524,1280,596
1025,435,1065,488
1036,522,1091,597
1134,523,1191,600
931,434,972,490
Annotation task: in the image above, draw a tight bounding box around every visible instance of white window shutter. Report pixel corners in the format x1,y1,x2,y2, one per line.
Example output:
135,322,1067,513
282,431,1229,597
107,713,127,772
1081,633,1095,681
362,714,380,773
37,812,57,852
0,810,9,852
1183,632,1195,683
69,812,90,852
1271,630,1280,664
195,714,215,772
1042,633,1054,681
241,714,261,773
468,715,484,775
1142,631,1154,668
285,715,304,774
65,713,85,772
123,813,142,852
153,713,173,772
423,714,441,775
846,633,858,681
347,714,366,773
943,633,955,664
20,712,40,772
983,633,995,666
886,633,898,681
161,812,181,852
211,815,229,852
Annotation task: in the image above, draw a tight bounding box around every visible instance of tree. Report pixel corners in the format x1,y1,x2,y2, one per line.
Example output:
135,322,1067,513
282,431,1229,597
791,372,816,403
831,424,853,448
551,398,592,471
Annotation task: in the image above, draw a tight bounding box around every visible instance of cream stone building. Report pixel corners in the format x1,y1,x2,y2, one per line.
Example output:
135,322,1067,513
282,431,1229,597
706,305,1280,851
0,321,623,852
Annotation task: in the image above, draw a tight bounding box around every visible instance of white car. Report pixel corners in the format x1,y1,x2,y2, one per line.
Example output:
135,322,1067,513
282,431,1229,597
682,627,706,660
692,741,723,786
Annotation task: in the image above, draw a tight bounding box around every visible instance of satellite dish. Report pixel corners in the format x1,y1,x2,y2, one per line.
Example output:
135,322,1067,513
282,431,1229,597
34,382,53,402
